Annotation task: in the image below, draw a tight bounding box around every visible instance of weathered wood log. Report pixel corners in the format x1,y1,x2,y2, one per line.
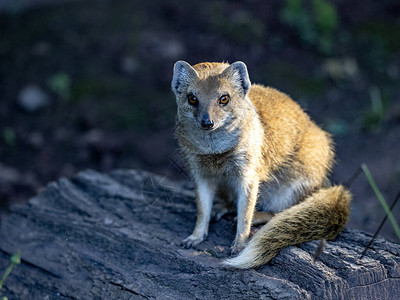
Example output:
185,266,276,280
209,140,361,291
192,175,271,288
0,169,399,299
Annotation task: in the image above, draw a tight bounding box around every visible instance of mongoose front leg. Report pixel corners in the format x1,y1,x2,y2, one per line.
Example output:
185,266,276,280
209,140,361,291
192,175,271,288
231,179,259,255
181,178,215,248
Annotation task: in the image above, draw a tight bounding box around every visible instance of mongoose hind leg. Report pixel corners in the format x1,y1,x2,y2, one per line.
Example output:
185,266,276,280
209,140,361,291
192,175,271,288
252,211,274,226
233,211,274,225
212,200,235,221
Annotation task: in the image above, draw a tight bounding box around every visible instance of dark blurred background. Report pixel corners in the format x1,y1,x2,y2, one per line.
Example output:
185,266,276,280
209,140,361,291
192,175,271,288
0,0,399,241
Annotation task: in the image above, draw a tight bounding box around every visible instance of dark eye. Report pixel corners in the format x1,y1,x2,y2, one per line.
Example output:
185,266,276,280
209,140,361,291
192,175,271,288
187,93,198,106
219,94,230,105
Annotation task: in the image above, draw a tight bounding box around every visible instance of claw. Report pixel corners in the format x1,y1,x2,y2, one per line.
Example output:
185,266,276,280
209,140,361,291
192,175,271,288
181,240,193,249
181,234,206,249
230,248,239,256
230,239,246,256
230,245,243,256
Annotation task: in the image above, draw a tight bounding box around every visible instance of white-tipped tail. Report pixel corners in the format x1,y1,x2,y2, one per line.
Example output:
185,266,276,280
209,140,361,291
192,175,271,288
222,186,351,269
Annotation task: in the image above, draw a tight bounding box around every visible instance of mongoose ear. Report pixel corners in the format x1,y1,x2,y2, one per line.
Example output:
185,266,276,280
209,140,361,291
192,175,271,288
222,61,251,96
171,61,198,96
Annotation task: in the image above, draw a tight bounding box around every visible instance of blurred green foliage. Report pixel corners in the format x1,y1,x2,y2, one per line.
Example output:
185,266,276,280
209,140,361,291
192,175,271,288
280,0,338,54
210,3,265,44
362,86,389,133
357,21,400,53
48,72,71,101
2,128,16,146
354,20,400,74
0,252,20,300
258,61,326,98
325,119,349,137
362,164,400,242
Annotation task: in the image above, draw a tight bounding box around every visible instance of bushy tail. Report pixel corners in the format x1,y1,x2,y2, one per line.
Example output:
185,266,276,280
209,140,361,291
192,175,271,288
223,185,351,269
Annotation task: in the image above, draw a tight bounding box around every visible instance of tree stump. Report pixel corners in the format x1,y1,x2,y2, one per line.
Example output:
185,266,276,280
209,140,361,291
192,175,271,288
0,169,399,299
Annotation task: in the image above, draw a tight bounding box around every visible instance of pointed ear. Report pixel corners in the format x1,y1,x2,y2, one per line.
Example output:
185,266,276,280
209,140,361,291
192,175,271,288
221,61,251,96
171,61,198,96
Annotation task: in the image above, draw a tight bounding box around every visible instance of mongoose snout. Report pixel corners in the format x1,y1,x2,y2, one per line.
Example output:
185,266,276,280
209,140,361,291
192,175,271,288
201,113,214,129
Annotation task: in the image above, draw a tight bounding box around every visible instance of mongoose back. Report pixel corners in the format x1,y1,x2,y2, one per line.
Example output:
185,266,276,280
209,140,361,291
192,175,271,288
171,60,351,269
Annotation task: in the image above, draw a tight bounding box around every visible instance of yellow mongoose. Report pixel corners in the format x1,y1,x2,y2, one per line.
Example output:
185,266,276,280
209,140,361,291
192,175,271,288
171,61,351,269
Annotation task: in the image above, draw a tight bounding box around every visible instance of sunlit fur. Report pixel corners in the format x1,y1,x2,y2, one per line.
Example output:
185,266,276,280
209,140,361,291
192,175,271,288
172,61,351,269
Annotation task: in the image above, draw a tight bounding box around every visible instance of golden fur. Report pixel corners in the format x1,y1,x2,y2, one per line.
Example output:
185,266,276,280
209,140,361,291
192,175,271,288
171,61,351,269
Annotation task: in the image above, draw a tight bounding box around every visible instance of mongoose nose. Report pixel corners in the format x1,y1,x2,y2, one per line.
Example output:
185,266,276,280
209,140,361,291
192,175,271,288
201,114,214,129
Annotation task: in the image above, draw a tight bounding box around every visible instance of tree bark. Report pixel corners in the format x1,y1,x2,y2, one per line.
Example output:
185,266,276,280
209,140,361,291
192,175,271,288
0,169,399,299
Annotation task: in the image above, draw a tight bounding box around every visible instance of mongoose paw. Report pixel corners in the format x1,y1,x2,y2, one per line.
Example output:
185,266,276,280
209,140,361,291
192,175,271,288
181,234,206,249
230,242,245,256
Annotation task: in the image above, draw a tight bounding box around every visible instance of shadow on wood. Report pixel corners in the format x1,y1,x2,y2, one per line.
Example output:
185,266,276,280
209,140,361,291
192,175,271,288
0,169,399,299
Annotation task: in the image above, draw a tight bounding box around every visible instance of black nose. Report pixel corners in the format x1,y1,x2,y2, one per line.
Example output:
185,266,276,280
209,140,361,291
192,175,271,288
201,114,214,129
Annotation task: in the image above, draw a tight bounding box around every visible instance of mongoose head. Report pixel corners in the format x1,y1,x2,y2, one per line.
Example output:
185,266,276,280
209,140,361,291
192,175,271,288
171,61,251,133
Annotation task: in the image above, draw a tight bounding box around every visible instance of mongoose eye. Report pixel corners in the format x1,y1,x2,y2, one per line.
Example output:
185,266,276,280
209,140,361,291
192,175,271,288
187,93,198,106
219,94,230,105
